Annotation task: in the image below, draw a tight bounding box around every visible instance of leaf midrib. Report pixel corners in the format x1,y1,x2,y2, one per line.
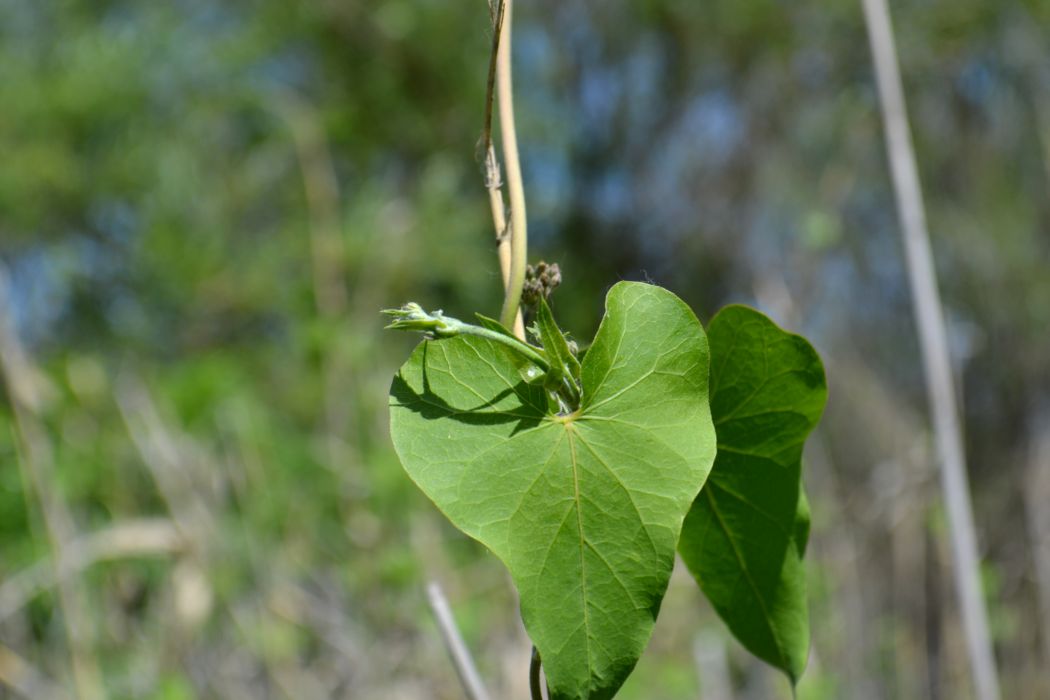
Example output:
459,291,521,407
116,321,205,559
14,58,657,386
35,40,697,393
565,424,594,678
704,485,790,674
574,432,658,575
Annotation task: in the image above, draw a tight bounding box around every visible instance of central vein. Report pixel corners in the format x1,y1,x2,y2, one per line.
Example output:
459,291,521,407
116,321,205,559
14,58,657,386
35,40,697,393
566,425,592,668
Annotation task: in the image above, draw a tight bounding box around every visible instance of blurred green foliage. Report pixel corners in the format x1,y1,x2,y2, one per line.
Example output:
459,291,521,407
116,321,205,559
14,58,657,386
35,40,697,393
1,0,1049,697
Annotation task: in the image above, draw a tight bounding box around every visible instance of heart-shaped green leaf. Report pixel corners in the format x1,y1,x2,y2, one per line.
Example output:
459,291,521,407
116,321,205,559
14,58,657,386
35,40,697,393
389,282,716,699
678,305,827,684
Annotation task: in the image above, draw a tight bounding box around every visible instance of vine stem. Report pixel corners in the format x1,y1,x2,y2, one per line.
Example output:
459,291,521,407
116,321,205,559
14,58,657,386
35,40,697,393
487,2,540,693
481,1,524,338
495,0,528,338
529,646,545,700
860,0,1001,698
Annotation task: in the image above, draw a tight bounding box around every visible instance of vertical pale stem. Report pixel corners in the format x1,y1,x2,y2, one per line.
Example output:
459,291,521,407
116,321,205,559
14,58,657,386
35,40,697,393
425,581,491,700
859,0,1001,698
496,0,528,339
486,146,525,338
486,149,512,290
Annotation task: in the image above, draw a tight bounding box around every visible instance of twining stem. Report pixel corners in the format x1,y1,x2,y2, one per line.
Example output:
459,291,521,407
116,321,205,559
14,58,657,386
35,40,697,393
486,2,543,692
485,146,526,337
529,646,544,700
481,0,504,154
482,3,508,277
481,1,524,338
495,0,528,337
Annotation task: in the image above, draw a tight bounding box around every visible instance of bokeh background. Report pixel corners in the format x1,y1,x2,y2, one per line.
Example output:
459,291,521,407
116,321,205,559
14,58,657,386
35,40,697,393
2,1,1049,698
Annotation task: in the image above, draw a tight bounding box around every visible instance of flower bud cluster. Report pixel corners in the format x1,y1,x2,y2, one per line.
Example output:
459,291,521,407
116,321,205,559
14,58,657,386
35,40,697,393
522,261,562,307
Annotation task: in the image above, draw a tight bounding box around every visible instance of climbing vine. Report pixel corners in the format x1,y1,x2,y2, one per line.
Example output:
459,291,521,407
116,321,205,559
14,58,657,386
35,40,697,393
384,2,826,697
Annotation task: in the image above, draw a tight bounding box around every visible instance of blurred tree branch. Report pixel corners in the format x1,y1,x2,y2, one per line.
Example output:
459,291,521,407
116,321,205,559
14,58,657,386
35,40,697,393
860,0,1001,698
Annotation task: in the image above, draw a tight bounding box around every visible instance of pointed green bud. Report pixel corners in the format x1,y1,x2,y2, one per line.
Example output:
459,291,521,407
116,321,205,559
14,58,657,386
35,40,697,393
382,302,551,371
382,303,462,338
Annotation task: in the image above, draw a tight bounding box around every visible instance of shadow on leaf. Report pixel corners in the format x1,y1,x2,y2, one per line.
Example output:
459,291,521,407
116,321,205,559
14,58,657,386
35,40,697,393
390,344,546,435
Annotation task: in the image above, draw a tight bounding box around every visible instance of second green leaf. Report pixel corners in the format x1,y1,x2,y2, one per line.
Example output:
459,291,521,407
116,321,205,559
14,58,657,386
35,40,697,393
678,304,827,684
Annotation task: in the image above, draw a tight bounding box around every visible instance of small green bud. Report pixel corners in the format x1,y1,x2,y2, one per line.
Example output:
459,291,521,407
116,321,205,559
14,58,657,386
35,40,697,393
382,303,458,337
382,303,552,372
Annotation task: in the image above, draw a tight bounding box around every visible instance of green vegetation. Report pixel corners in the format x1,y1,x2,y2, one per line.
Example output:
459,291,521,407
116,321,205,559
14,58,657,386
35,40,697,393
388,277,825,697
1,0,1047,698
390,282,720,698
680,305,826,682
